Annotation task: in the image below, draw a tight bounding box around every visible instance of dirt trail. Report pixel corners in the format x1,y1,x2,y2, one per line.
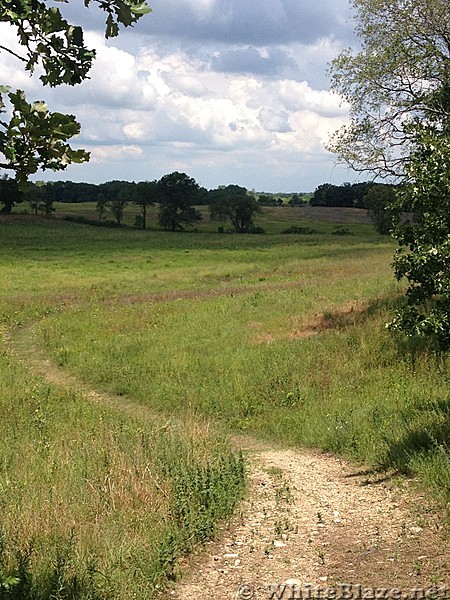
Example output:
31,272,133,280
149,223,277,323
5,325,449,600
171,443,448,599
5,324,162,425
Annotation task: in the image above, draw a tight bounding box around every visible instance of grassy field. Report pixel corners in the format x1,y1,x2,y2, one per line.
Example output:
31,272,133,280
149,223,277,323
16,200,373,231
1,207,449,598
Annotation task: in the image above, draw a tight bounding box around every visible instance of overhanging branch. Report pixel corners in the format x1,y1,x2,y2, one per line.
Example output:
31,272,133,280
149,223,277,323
0,45,26,63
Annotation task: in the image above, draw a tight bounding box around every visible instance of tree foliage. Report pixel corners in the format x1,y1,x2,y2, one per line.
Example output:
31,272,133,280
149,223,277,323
0,174,22,213
209,185,262,232
329,0,450,346
157,172,203,231
310,181,386,209
56,181,98,202
1,0,151,85
0,88,89,185
96,180,135,225
0,175,56,214
0,0,151,182
134,180,158,229
389,127,450,347
363,184,396,235
328,0,450,178
25,181,54,215
288,194,305,206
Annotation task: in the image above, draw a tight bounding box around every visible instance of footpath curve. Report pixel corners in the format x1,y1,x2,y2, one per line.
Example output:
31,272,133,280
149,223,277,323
5,324,449,600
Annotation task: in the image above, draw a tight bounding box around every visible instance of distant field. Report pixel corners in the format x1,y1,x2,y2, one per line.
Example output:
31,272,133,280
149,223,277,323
261,204,372,224
1,212,449,598
16,201,373,231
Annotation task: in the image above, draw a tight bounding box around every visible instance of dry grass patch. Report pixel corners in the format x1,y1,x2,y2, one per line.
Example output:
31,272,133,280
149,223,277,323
251,300,369,344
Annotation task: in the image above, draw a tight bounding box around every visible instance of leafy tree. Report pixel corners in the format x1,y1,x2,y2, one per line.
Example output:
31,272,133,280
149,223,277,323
209,185,262,233
109,191,128,226
288,194,303,206
0,0,151,183
363,184,396,235
311,182,362,208
328,0,450,179
45,181,98,203
351,182,373,208
310,183,333,207
97,181,135,226
157,172,202,231
134,180,158,229
257,194,277,207
96,193,109,221
389,126,450,347
24,181,54,215
330,0,450,346
0,174,23,213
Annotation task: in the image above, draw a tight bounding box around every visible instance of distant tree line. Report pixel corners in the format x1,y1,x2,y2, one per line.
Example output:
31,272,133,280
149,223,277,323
0,172,265,233
0,173,396,234
310,181,396,209
311,181,397,234
257,192,309,207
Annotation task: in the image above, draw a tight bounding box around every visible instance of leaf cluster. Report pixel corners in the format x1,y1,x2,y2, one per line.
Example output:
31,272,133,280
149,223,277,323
0,0,151,182
0,0,151,85
0,89,89,185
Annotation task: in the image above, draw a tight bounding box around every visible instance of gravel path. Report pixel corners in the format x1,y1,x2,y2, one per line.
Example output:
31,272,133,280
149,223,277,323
171,443,449,599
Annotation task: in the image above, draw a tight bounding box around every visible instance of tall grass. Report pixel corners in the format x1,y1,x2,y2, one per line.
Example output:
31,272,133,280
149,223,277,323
0,220,250,598
0,348,244,598
1,214,449,597
21,220,450,509
36,280,450,508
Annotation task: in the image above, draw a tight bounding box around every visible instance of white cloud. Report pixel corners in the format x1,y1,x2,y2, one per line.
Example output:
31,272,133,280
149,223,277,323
258,108,292,133
0,1,357,191
90,144,144,162
60,32,158,110
161,72,210,97
180,0,216,18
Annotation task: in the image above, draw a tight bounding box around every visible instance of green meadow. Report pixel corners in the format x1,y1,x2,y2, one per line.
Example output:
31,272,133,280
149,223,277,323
1,206,449,598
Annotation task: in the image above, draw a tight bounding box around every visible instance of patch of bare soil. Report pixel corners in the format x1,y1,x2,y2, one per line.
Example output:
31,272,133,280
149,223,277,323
4,324,449,600
302,206,372,224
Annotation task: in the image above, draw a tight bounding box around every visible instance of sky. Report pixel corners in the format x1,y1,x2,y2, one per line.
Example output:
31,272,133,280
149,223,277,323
0,0,360,192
